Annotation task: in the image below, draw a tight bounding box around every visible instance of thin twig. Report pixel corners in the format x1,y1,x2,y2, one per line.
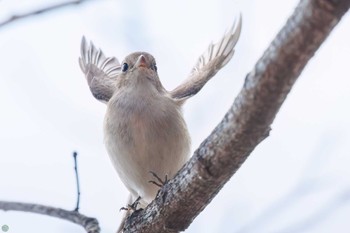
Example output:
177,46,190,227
0,0,94,28
0,201,100,233
73,151,81,212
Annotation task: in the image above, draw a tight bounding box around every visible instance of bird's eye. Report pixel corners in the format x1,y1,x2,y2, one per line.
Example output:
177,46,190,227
152,64,157,72
121,63,129,72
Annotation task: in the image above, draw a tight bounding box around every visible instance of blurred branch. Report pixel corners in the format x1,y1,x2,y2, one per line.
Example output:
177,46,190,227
0,0,93,28
122,0,350,232
280,188,350,233
0,201,100,233
237,134,340,233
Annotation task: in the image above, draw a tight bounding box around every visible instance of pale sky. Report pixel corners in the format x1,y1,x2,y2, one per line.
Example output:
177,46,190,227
1,0,350,232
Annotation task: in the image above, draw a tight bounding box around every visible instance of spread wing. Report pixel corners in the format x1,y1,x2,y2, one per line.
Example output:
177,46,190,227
79,37,121,103
170,14,242,103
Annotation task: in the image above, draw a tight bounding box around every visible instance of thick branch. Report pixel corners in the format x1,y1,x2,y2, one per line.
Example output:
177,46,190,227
123,0,350,232
0,0,93,28
0,201,100,233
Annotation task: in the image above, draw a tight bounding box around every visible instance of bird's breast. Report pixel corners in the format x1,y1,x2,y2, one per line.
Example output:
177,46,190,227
103,91,190,201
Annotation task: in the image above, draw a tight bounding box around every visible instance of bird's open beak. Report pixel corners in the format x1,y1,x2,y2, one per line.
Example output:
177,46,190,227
135,55,147,68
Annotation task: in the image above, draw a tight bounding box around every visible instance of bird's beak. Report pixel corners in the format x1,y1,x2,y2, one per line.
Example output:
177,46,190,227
135,55,147,68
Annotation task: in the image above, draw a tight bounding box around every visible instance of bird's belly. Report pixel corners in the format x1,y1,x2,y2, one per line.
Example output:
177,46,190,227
104,99,190,204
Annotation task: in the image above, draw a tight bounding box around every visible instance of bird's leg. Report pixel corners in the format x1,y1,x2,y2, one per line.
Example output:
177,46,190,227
120,196,142,211
148,171,168,188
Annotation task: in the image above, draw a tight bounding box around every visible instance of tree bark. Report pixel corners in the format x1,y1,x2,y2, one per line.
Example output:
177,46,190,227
122,0,350,232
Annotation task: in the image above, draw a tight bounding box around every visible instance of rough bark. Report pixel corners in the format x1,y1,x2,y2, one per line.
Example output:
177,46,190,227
122,0,350,232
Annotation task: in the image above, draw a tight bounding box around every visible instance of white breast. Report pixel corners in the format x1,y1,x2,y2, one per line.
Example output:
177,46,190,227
104,87,190,206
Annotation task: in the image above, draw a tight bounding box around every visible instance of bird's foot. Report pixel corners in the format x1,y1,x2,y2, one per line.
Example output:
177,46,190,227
120,196,142,212
148,171,168,188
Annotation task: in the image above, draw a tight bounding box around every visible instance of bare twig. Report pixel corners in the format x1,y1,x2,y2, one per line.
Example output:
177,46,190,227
122,0,350,232
0,201,100,233
73,151,81,212
0,0,93,28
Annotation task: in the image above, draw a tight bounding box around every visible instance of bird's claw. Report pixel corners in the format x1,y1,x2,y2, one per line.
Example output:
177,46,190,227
148,171,168,187
120,196,141,212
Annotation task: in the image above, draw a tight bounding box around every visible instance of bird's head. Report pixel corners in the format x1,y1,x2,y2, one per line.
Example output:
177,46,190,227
117,52,164,93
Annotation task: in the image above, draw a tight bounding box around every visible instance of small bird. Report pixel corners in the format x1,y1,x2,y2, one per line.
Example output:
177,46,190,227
79,15,241,231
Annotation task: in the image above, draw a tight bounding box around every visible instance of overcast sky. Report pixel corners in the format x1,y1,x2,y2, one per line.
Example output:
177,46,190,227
1,0,350,232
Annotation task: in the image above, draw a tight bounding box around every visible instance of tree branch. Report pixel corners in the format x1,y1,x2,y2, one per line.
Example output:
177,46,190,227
0,201,100,233
123,0,350,232
0,0,93,28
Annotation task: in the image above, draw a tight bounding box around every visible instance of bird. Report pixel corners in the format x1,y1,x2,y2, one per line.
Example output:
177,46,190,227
79,15,241,232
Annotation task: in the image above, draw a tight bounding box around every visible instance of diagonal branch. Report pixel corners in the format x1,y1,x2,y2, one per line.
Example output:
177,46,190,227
0,201,100,233
123,0,350,232
0,0,94,28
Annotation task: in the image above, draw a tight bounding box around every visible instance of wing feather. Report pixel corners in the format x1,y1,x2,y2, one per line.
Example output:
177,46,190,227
79,37,121,103
170,14,242,102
